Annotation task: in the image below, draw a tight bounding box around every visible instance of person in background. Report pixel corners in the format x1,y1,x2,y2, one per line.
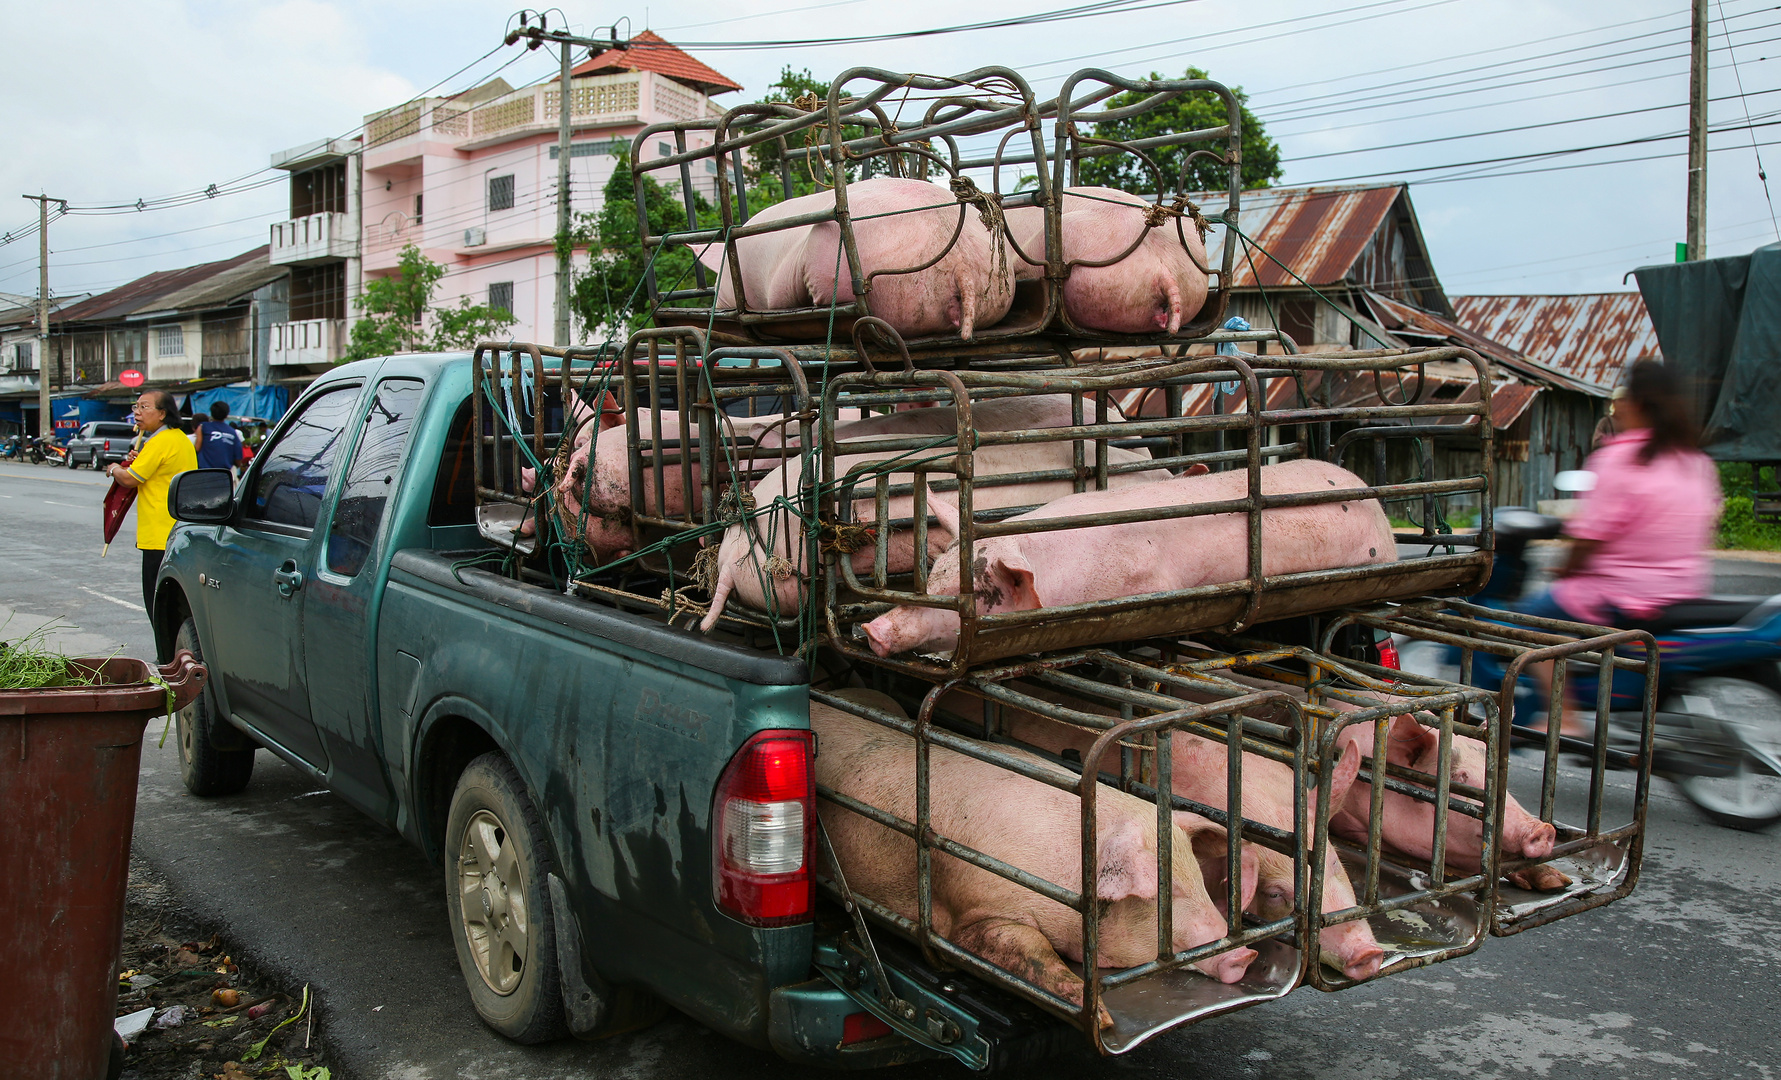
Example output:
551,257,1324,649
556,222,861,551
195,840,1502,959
105,390,198,617
1521,358,1722,734
193,400,246,477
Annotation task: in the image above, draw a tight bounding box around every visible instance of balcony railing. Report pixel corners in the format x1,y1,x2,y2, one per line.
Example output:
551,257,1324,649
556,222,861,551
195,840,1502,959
268,318,346,367
365,212,425,256
270,212,354,266
362,71,690,152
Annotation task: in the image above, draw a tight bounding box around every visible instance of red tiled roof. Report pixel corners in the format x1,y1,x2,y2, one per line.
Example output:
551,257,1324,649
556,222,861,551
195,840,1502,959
573,30,741,95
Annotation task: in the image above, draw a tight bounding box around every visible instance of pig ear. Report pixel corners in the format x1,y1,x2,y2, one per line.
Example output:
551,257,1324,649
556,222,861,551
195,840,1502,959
692,242,726,273
1389,712,1438,753
1183,463,1210,477
1325,741,1362,803
925,482,961,540
1096,819,1159,902
989,550,1042,610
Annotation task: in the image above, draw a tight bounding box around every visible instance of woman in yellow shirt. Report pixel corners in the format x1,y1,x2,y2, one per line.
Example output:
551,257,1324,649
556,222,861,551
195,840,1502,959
105,390,198,615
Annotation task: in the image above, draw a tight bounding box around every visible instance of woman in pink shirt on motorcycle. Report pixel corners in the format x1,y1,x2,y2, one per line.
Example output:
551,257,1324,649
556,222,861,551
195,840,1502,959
1521,358,1722,734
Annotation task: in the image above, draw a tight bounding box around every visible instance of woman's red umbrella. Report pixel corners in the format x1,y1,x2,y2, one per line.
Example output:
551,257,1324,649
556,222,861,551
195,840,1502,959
101,479,135,557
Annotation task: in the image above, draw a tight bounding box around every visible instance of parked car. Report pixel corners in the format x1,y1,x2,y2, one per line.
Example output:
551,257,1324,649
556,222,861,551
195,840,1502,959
65,421,136,469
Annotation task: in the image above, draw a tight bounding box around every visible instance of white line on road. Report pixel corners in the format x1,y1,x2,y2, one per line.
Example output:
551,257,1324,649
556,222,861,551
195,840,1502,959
78,585,140,610
44,500,79,507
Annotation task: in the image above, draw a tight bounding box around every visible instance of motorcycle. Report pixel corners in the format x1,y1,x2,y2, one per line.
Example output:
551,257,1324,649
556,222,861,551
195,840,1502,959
35,436,68,466
1436,473,1781,830
0,434,23,461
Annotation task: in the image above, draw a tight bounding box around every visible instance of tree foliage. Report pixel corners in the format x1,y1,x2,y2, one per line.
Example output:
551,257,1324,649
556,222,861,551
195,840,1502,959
568,158,715,341
345,245,516,361
1076,67,1283,196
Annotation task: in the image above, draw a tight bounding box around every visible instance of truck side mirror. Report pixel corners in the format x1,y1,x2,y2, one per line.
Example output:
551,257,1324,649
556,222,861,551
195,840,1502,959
170,469,237,524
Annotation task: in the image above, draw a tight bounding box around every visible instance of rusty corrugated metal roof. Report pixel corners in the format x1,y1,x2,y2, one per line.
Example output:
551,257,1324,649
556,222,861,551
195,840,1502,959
55,248,268,325
1450,293,1658,390
1361,289,1609,398
1205,184,1404,288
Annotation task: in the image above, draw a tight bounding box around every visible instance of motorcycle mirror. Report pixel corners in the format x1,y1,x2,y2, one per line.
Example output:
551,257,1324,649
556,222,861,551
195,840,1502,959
1554,470,1597,493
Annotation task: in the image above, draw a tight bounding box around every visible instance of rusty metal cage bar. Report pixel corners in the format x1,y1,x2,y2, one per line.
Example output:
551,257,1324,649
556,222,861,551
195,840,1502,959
628,65,1243,349
1322,600,1659,937
810,671,1304,1054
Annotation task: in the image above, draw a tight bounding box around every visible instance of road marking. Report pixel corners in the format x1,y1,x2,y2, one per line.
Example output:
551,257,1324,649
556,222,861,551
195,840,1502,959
78,586,140,610
0,471,107,488
44,500,80,507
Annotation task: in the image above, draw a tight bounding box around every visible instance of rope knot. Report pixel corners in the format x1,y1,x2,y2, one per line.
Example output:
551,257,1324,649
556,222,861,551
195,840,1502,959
762,554,798,581
950,175,1009,287
717,485,757,524
818,517,878,555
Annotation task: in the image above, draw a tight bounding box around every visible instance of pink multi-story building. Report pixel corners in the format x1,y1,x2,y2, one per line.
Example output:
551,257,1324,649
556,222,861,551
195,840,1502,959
354,33,741,346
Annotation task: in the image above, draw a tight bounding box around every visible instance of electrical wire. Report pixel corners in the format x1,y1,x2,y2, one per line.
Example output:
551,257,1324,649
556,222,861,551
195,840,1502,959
1719,0,1781,239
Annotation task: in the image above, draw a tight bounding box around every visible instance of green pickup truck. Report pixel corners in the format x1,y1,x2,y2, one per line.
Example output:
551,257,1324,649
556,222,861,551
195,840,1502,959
152,351,1073,1069
152,346,1645,1070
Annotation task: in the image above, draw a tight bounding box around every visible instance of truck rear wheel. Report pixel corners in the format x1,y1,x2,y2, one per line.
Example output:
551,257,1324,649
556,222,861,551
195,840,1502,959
444,752,568,1043
173,617,255,796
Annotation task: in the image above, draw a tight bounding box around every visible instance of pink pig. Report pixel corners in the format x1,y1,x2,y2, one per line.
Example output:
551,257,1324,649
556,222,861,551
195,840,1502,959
1005,186,1209,334
699,402,1170,630
1331,713,1564,888
814,689,1257,1025
862,458,1396,659
702,178,1014,340
974,689,1385,981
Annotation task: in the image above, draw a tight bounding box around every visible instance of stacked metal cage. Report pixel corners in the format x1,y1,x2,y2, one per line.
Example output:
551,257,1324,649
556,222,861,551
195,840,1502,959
464,62,1657,1059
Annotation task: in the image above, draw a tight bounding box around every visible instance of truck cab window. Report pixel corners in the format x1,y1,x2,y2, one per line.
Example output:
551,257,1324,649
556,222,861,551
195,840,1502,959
428,396,477,527
244,384,361,530
327,379,424,576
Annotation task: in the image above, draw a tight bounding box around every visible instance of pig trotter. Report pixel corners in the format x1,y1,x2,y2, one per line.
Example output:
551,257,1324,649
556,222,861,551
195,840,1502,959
952,916,1114,1030
1505,863,1573,892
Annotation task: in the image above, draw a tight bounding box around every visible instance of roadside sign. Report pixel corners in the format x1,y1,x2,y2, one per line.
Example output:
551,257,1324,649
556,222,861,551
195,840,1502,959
119,369,145,387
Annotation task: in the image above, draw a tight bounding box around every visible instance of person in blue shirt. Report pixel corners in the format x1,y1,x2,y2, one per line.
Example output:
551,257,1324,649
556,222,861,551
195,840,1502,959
192,400,245,475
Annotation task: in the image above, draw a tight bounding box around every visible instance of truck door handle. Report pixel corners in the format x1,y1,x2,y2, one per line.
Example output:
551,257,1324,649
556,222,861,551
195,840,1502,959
273,560,305,598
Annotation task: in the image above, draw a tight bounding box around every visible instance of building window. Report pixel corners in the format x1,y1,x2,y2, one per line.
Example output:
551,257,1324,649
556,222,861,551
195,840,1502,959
488,174,515,212
11,342,31,371
657,141,672,158
156,325,185,357
414,193,423,224
488,282,514,314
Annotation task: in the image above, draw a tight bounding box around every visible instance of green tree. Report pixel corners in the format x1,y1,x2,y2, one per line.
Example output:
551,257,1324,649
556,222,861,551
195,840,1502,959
345,244,516,361
1076,68,1283,196
568,158,714,340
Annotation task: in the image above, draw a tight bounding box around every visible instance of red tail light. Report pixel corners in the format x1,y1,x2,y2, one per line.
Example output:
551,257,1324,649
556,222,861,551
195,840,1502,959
1375,635,1401,671
842,1011,894,1044
712,730,814,926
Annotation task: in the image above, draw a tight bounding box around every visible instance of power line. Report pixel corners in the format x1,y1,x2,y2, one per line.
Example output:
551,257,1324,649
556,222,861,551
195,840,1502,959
1719,0,1781,239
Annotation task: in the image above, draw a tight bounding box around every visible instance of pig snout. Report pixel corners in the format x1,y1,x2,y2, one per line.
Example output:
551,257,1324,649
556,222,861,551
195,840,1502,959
1509,816,1558,861
1197,946,1258,985
1320,921,1384,982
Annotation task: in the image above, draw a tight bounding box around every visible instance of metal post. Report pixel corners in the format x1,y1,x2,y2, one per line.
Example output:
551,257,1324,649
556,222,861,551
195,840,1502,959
502,15,628,346
1687,0,1709,261
555,38,573,346
23,194,63,440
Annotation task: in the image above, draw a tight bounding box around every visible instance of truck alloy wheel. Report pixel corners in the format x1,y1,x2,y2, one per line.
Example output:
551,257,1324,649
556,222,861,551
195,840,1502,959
444,753,568,1043
173,618,254,796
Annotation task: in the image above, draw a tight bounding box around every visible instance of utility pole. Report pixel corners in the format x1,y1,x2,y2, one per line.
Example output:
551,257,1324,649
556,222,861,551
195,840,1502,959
1687,0,1709,260
22,194,65,441
504,13,629,346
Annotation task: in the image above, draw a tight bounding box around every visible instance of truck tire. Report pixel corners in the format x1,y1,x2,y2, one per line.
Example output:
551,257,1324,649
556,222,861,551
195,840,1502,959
173,617,255,796
444,752,569,1044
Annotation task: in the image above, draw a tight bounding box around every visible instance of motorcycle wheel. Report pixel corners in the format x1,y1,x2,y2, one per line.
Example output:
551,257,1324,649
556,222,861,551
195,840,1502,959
1672,670,1781,831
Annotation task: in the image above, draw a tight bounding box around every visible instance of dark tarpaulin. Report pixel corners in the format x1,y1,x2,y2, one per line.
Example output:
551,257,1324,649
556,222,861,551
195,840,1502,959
1634,242,1781,461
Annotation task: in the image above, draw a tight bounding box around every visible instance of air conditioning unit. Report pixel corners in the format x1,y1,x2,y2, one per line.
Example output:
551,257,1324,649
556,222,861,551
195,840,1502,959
463,227,487,247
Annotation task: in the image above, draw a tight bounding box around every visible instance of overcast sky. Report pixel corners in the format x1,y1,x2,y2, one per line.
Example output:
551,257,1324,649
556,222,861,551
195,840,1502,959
3,0,1777,304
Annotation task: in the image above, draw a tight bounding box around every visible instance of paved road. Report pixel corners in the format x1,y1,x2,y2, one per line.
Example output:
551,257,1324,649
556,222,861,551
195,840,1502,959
5,458,1780,1080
